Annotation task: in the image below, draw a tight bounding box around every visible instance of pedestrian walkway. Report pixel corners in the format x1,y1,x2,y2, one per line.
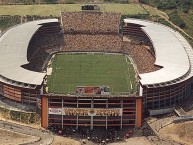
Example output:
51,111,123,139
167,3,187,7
0,120,53,145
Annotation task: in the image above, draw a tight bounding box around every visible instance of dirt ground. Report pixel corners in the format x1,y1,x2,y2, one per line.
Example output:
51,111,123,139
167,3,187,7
51,136,153,145
0,128,39,145
109,137,153,145
52,136,81,145
159,121,193,145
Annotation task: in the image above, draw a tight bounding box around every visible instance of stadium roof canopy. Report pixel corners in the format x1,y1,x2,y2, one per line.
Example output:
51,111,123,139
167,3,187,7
124,19,193,86
0,19,58,87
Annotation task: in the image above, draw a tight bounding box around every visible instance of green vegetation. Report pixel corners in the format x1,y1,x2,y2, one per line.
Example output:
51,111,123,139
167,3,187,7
141,0,187,28
0,107,40,124
143,4,193,47
0,0,65,4
142,0,177,10
178,8,193,39
0,16,20,31
140,0,193,12
0,0,131,4
157,18,173,28
122,13,150,20
0,3,147,16
140,0,193,38
168,10,185,28
103,0,129,3
47,54,136,95
0,3,147,31
0,15,57,31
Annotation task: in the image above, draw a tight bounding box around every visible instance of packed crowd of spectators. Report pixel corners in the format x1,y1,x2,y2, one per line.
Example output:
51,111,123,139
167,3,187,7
62,34,122,52
61,12,121,33
122,41,160,74
26,25,62,72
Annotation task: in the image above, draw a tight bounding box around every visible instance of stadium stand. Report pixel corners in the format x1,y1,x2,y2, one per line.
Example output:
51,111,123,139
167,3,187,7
61,11,122,53
63,34,122,52
122,42,160,74
1,10,193,134
61,12,157,75
124,18,193,109
61,12,121,33
24,22,62,72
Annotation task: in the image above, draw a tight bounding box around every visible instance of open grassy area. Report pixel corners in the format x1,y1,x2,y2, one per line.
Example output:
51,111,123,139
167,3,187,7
0,3,147,16
47,53,136,95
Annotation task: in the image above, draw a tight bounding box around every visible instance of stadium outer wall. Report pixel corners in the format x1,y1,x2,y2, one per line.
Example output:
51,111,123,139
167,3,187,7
0,81,41,105
41,94,142,130
142,80,192,110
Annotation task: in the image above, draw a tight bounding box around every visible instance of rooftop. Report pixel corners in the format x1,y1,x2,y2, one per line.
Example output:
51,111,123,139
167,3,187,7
124,18,193,86
0,19,58,87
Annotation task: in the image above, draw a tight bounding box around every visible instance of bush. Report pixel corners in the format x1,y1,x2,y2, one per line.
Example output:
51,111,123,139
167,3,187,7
21,112,31,124
31,113,41,124
0,16,20,31
157,1,177,10
169,10,186,29
10,110,21,121
157,18,173,28
103,0,129,3
0,107,9,118
178,0,192,13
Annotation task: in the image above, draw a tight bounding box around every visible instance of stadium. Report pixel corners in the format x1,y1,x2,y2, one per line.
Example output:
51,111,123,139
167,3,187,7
0,10,193,133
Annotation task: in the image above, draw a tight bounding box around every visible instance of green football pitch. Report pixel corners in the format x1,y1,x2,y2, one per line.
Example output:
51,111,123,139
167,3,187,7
47,53,136,95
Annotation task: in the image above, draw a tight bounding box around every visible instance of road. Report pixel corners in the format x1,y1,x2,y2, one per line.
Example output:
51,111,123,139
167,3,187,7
0,120,53,145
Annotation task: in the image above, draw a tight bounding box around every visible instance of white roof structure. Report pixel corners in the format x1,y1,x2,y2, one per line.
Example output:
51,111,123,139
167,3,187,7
0,19,58,87
124,19,193,86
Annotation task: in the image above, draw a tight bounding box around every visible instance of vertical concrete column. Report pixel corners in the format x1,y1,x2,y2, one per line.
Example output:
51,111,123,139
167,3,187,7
90,116,93,130
106,99,108,130
120,99,123,130
90,99,94,130
41,96,48,128
135,98,142,128
62,99,64,129
76,99,79,130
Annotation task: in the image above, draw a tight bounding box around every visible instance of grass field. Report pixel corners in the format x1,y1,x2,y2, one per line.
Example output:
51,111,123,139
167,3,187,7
0,4,147,16
47,53,136,95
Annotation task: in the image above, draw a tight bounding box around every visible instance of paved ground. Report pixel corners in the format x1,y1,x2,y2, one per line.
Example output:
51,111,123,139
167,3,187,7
0,128,39,145
145,116,182,145
52,136,81,145
0,120,53,145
